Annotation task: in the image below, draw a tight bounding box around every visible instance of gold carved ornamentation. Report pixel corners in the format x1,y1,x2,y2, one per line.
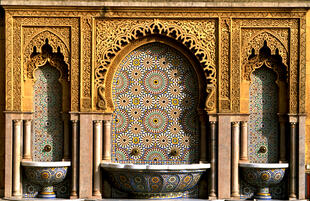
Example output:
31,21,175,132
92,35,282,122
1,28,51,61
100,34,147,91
232,18,304,114
81,17,93,111
219,18,231,112
25,39,69,81
6,15,80,111
95,18,216,112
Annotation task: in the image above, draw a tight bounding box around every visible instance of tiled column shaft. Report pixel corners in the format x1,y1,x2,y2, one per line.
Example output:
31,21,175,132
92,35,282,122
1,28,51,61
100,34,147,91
93,120,102,197
63,118,70,160
199,113,207,162
231,122,240,198
209,121,217,198
103,120,111,161
13,120,22,197
240,121,248,162
289,122,296,199
279,121,287,162
70,120,78,198
23,120,32,160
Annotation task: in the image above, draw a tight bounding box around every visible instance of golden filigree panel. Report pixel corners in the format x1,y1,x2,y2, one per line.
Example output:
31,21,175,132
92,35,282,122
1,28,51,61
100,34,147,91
232,18,305,114
95,18,217,112
5,15,80,111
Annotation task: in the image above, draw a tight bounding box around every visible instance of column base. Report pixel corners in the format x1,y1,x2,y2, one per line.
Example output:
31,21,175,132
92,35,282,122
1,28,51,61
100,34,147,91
38,186,56,199
254,187,271,200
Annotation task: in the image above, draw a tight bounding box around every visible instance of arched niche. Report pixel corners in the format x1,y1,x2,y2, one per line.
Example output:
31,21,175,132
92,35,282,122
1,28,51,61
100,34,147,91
242,41,288,163
108,36,207,164
23,38,70,113
102,36,206,113
241,41,288,114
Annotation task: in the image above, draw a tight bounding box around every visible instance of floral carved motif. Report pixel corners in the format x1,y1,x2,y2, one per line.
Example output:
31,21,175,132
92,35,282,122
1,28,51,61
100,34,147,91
24,31,70,81
25,40,69,81
95,18,216,112
232,18,302,114
219,18,231,112
6,15,80,111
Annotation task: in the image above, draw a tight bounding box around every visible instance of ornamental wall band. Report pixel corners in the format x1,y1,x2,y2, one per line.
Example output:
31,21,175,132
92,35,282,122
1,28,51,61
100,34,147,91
4,8,306,114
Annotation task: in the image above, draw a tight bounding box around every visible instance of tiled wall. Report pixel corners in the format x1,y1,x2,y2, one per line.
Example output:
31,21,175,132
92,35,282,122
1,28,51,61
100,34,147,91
241,65,284,199
111,42,200,164
32,64,64,161
23,64,69,198
248,65,279,163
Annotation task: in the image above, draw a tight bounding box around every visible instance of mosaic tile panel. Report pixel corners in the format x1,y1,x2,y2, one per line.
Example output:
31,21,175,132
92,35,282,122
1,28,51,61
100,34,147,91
32,63,64,161
248,65,279,163
111,42,200,165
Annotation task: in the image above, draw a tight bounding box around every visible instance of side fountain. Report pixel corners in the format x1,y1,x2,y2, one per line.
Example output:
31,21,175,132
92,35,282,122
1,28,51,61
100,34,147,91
21,161,71,198
240,163,288,199
20,42,71,199
239,42,290,200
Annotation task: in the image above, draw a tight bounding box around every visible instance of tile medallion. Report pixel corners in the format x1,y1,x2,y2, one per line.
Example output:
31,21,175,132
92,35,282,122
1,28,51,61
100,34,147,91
111,42,200,164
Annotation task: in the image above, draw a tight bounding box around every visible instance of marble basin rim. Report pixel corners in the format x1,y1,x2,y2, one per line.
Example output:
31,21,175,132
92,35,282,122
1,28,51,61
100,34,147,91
21,161,71,198
101,162,210,199
239,162,289,200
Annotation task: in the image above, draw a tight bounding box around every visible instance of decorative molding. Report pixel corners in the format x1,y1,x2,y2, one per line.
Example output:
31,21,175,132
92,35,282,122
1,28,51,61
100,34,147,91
95,18,216,112
232,18,304,114
5,14,80,111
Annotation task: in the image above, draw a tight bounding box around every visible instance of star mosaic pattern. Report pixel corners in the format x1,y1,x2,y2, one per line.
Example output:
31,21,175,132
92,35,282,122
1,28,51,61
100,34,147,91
32,64,64,161
248,66,279,163
111,42,200,164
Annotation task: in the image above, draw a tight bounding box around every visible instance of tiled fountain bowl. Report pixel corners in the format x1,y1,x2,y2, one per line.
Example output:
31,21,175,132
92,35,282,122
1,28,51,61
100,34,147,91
22,161,71,198
239,163,289,200
101,162,210,199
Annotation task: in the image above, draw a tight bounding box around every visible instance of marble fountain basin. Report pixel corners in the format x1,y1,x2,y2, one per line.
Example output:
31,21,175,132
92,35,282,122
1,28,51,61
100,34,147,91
239,163,289,200
101,162,210,199
21,161,71,198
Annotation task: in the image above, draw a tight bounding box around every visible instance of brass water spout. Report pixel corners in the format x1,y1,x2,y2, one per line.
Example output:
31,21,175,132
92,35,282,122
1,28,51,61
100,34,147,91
258,145,267,154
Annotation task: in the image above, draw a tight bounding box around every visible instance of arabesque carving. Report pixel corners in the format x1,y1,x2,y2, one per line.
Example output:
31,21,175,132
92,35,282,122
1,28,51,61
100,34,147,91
6,15,80,111
25,39,69,81
95,18,216,112
24,30,70,81
232,19,302,114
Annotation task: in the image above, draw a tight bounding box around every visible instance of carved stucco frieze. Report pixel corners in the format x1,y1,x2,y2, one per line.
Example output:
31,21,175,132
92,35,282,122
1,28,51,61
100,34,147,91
81,17,93,111
233,18,304,114
95,18,217,112
6,15,80,111
219,17,231,112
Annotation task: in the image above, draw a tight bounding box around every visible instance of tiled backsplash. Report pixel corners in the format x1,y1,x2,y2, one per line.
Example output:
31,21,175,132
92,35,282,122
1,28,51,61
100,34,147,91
111,42,200,164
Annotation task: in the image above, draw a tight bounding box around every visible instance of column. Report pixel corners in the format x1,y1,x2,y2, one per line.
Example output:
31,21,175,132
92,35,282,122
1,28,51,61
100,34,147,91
93,120,102,197
63,118,70,160
199,112,207,162
103,120,111,161
12,120,22,197
70,120,78,198
240,121,248,162
231,122,240,198
23,120,32,160
289,122,296,199
209,121,217,198
279,120,287,162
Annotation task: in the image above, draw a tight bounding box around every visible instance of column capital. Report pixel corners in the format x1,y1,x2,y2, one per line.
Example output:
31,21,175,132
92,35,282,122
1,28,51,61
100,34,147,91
210,121,216,125
71,120,78,124
13,119,22,125
232,121,239,127
94,120,102,125
290,122,297,128
241,121,247,125
24,119,32,125
104,120,112,126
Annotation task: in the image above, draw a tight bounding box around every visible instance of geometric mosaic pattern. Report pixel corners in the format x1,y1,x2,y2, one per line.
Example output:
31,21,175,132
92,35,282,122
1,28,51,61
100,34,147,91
248,65,279,163
111,42,200,164
32,63,63,161
241,65,283,199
